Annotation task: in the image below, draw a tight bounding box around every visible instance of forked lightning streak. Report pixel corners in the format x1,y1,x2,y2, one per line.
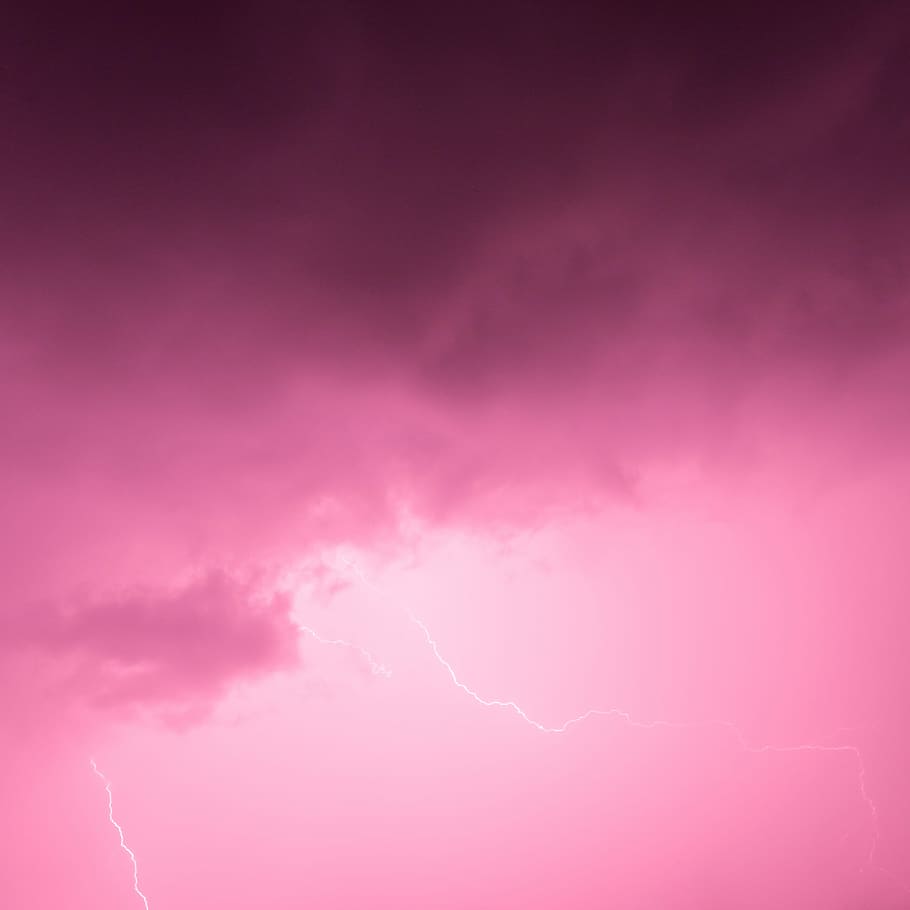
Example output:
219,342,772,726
407,609,905,889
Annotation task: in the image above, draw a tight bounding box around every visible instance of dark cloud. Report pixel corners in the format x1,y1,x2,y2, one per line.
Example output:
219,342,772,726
1,0,909,721
3,573,300,717
2,1,908,300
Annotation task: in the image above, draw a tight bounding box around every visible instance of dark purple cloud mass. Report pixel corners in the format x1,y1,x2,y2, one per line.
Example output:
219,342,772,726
2,0,908,712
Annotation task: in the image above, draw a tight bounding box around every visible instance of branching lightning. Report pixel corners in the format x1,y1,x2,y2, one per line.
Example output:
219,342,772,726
407,608,905,888
90,759,151,910
297,624,392,678
330,558,910,890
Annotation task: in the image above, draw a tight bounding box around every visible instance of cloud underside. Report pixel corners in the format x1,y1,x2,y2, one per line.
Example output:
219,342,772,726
1,1,909,723
4,574,299,721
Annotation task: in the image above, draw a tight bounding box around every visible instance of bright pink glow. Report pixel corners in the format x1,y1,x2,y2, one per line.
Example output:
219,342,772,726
396,573,904,890
414,615,898,886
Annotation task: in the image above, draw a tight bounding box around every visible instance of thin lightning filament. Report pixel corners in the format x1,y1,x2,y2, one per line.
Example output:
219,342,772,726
90,759,151,910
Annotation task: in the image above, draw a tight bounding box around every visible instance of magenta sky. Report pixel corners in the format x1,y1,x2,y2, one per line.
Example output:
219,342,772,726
3,3,910,908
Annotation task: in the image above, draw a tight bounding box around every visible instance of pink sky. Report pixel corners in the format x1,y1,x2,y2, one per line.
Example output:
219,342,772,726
2,3,910,907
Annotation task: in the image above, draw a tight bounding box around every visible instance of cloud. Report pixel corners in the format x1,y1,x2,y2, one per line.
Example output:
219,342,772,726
0,0,909,728
1,5,910,905
3,573,299,721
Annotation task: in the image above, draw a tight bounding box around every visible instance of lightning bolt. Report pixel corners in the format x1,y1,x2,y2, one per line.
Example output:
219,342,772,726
90,758,151,909
333,558,908,888
407,609,905,888
297,624,392,678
